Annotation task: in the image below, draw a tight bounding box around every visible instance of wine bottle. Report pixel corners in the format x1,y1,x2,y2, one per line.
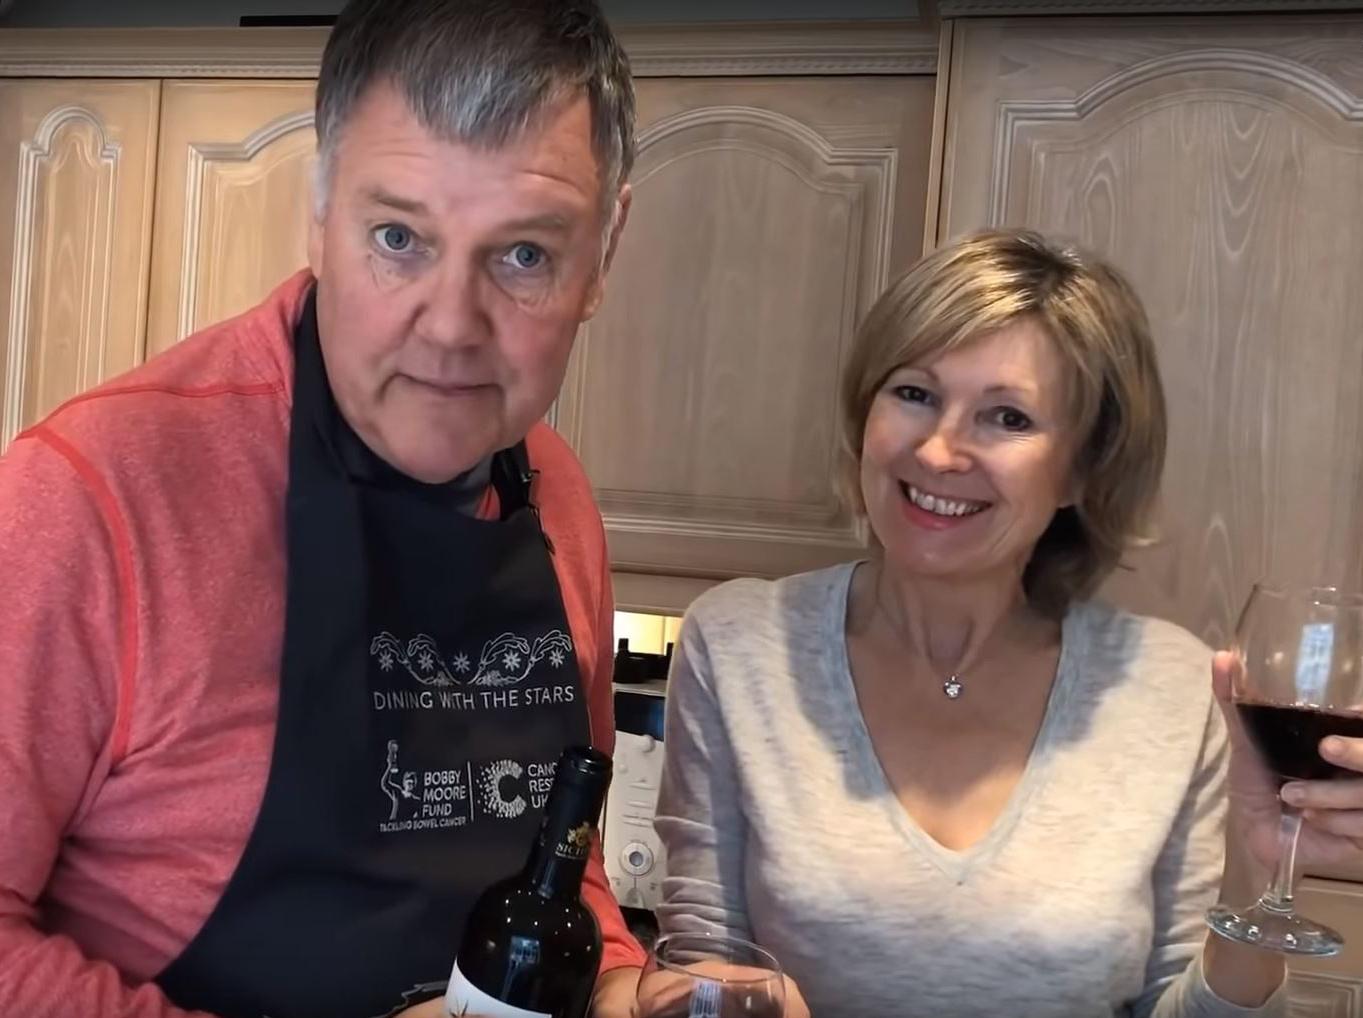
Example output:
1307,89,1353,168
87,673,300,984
445,746,612,1018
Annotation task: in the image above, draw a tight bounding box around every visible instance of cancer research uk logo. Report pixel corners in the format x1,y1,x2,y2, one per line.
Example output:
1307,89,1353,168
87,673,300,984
369,629,572,688
379,744,558,834
479,759,528,820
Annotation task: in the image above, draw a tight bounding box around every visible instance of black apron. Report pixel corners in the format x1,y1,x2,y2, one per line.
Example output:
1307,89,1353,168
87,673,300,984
157,290,591,1018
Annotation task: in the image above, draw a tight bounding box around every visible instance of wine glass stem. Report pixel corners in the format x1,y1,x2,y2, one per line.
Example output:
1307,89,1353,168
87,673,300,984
1260,804,1304,912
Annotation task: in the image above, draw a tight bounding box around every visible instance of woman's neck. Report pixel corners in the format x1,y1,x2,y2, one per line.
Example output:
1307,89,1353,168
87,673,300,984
868,559,1037,676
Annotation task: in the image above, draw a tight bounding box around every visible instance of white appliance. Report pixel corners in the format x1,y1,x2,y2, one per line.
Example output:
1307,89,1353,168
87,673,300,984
603,679,667,911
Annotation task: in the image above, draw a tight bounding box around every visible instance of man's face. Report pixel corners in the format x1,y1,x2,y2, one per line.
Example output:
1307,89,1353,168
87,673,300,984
309,82,629,482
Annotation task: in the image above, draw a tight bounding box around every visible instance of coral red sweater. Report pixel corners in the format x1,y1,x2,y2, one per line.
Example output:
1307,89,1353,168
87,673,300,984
0,271,643,1018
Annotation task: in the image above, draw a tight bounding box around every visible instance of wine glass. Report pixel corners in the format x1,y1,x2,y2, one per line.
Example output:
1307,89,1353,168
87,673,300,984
1205,583,1363,956
635,932,785,1018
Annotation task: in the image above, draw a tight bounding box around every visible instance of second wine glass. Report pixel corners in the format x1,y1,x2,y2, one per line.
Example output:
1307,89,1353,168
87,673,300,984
635,932,785,1018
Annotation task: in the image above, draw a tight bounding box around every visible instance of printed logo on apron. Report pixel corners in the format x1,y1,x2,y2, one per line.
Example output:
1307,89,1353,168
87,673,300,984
370,627,580,835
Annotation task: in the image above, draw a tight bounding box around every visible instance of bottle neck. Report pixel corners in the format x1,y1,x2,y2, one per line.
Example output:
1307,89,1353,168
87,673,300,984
523,769,607,900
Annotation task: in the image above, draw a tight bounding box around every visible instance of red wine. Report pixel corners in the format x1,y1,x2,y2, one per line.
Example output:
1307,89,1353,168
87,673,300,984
1237,701,1363,781
446,746,611,1018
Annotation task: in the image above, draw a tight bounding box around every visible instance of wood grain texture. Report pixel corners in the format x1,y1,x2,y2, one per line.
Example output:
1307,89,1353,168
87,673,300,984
938,15,1363,654
1290,880,1363,1016
0,79,159,448
0,22,941,79
923,20,954,253
1287,975,1363,1018
146,80,316,355
555,76,935,585
612,572,719,616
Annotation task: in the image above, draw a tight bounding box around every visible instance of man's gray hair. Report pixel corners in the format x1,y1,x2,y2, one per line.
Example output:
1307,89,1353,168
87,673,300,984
314,0,636,217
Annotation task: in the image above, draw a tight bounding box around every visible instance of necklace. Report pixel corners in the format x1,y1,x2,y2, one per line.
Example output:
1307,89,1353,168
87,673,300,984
869,564,1031,703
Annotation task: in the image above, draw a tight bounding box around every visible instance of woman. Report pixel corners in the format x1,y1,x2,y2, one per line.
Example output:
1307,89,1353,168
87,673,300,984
645,230,1363,1017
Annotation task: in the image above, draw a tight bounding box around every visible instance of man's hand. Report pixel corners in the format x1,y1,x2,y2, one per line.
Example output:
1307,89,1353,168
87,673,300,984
630,959,810,1018
394,1000,450,1018
388,963,792,1018
391,972,651,1018
592,965,641,1018
781,975,812,1018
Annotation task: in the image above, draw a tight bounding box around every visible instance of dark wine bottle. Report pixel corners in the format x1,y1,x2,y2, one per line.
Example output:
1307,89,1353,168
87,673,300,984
445,746,612,1018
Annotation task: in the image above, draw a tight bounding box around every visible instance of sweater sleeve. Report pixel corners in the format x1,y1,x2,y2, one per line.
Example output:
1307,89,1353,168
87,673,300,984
653,610,753,940
1141,702,1288,1018
0,430,214,1018
581,549,647,974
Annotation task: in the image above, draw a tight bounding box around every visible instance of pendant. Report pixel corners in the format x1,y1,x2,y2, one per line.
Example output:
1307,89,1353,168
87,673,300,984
943,676,963,699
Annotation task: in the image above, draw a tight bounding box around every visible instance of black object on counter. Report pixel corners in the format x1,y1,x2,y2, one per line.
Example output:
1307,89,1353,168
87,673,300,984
613,637,673,685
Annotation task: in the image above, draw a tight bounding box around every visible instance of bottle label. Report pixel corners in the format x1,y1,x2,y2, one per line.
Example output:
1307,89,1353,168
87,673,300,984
553,821,593,861
444,959,552,1018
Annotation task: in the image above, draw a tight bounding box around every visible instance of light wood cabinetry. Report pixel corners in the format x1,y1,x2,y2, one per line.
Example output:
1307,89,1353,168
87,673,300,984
0,79,159,447
935,15,1363,652
1291,880,1363,1017
555,76,935,584
146,80,316,356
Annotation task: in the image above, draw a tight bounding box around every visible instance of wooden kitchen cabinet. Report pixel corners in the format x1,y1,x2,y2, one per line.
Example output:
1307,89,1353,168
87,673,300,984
934,14,1363,652
0,78,160,448
146,80,317,356
556,75,936,594
1289,880,1363,1014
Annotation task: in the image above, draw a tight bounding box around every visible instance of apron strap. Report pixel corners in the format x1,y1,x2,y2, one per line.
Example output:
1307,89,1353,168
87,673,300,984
491,443,554,554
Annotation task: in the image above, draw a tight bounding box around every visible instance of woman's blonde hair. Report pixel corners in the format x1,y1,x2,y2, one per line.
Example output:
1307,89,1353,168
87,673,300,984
840,228,1167,616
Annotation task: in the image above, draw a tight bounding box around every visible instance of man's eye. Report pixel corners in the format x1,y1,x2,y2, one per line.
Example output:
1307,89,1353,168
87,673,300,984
504,243,546,271
374,224,415,254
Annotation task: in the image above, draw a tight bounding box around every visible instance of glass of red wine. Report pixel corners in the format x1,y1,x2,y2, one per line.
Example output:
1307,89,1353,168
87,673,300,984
635,932,785,1018
1205,583,1363,956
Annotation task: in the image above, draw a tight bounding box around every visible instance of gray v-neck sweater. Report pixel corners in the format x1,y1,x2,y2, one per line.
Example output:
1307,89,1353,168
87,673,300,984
653,563,1288,1018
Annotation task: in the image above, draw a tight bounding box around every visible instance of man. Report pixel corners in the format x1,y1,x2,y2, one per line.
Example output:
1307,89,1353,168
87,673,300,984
0,2,644,1015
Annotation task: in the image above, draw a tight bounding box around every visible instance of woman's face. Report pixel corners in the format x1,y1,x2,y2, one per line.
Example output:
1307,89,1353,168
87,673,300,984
859,318,1081,586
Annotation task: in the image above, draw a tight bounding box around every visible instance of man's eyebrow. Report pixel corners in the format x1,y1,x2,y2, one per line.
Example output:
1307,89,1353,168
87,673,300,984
501,213,573,234
356,193,574,234
361,187,430,216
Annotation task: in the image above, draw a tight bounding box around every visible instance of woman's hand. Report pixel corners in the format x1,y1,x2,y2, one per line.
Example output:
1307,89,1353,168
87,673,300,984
1213,650,1363,871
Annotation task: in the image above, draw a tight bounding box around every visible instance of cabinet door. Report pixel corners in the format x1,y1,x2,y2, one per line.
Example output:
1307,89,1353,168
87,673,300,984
0,79,160,448
936,15,1363,651
556,76,935,589
146,80,316,356
1290,880,1363,1016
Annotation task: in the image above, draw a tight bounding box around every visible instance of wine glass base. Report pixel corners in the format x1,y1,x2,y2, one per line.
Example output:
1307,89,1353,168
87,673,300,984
1206,901,1344,956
